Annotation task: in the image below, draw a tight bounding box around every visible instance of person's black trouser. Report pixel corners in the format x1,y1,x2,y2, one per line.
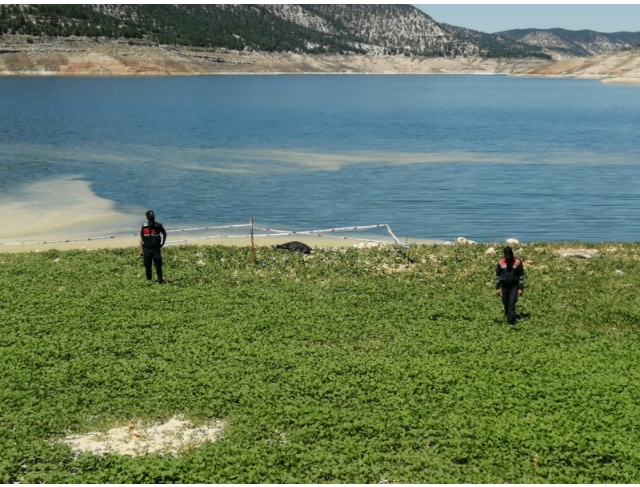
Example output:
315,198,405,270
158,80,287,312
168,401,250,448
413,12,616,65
502,286,519,324
143,248,163,283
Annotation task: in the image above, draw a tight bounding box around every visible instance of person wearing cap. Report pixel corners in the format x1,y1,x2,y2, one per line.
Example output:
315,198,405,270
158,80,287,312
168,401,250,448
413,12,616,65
139,210,167,284
495,246,525,325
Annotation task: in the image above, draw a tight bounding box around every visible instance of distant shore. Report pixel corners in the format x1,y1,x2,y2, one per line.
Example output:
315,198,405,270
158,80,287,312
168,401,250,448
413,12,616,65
1,36,639,84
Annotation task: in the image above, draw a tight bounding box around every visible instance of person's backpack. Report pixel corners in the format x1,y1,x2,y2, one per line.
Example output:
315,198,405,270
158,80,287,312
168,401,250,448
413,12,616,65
499,258,521,287
142,224,162,250
275,241,312,254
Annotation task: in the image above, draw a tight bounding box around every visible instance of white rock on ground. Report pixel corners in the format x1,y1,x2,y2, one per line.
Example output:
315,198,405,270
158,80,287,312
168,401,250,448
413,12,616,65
505,238,519,244
485,247,496,254
554,248,598,259
455,237,478,245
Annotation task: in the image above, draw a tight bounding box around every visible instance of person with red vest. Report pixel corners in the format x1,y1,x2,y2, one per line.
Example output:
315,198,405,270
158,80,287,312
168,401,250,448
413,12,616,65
139,210,167,284
495,246,525,325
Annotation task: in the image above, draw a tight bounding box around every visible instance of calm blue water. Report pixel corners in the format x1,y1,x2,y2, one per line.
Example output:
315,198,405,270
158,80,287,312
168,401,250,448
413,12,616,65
1,75,640,242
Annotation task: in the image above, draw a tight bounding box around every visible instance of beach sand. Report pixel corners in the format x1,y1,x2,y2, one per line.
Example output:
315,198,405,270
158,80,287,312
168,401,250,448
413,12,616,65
0,234,442,253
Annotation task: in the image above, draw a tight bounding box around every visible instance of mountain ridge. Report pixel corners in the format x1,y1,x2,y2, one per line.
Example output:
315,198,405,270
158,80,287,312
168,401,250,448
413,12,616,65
2,3,640,82
3,4,638,59
495,28,640,57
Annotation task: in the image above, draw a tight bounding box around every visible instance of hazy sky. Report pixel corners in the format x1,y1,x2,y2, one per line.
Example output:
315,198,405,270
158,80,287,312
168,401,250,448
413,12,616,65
414,5,640,34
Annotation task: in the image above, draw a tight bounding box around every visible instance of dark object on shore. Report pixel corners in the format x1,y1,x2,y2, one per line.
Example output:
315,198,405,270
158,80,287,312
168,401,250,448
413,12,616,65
274,241,312,254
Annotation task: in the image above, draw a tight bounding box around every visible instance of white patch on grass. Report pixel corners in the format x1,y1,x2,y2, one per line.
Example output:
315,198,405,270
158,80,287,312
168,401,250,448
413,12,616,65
554,248,598,259
62,416,223,457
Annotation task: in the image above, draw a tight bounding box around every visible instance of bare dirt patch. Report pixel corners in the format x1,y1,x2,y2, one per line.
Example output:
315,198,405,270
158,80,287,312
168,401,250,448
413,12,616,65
62,416,224,457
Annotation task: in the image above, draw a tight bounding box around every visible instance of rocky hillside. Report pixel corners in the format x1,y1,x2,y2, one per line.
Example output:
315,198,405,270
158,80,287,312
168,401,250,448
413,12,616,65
2,4,639,61
441,23,551,59
496,28,640,57
0,4,477,57
0,4,363,54
261,5,339,36
289,5,479,57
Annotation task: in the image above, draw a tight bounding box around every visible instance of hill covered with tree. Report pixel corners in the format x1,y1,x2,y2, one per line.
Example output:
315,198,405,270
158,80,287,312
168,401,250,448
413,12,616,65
0,4,513,58
1,5,639,59
496,28,640,57
441,23,552,59
0,4,364,54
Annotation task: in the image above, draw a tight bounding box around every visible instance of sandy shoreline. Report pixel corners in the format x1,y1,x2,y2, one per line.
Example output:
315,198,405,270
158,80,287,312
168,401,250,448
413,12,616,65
0,235,442,253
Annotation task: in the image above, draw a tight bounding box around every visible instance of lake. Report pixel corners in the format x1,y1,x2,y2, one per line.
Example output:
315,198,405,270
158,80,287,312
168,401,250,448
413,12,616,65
1,74,639,243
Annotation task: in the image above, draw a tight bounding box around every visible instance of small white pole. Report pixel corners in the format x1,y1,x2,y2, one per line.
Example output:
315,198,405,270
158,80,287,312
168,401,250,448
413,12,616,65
250,216,256,264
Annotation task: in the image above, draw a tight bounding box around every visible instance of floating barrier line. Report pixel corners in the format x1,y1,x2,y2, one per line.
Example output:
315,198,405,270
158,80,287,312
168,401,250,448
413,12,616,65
254,227,289,233
164,223,408,248
256,234,394,245
249,224,407,248
0,233,139,246
165,233,394,246
166,224,251,234
286,224,386,235
1,222,408,248
164,235,246,246
0,224,253,246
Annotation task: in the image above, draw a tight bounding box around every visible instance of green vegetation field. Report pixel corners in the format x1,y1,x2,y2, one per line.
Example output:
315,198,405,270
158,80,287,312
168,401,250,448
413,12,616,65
2,242,640,483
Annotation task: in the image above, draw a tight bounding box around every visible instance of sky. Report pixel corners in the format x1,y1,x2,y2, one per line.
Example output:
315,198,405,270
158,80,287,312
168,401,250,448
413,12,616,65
414,5,640,34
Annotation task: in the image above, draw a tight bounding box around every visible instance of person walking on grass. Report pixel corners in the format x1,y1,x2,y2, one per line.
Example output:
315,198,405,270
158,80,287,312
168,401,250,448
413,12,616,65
139,210,167,284
495,246,525,325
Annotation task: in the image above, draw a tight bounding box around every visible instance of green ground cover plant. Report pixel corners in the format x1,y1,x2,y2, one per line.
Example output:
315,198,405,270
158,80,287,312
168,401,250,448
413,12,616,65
1,242,640,483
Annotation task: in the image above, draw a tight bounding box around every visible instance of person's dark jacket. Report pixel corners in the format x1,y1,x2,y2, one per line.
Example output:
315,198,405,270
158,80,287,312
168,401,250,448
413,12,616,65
495,257,524,290
141,221,167,250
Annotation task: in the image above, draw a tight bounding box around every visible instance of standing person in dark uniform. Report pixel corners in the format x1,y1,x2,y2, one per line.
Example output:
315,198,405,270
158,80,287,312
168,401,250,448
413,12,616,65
139,210,167,284
495,246,525,325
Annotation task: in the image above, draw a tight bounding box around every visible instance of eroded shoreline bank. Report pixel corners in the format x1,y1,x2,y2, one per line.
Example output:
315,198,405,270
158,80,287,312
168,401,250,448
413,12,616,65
2,37,639,84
